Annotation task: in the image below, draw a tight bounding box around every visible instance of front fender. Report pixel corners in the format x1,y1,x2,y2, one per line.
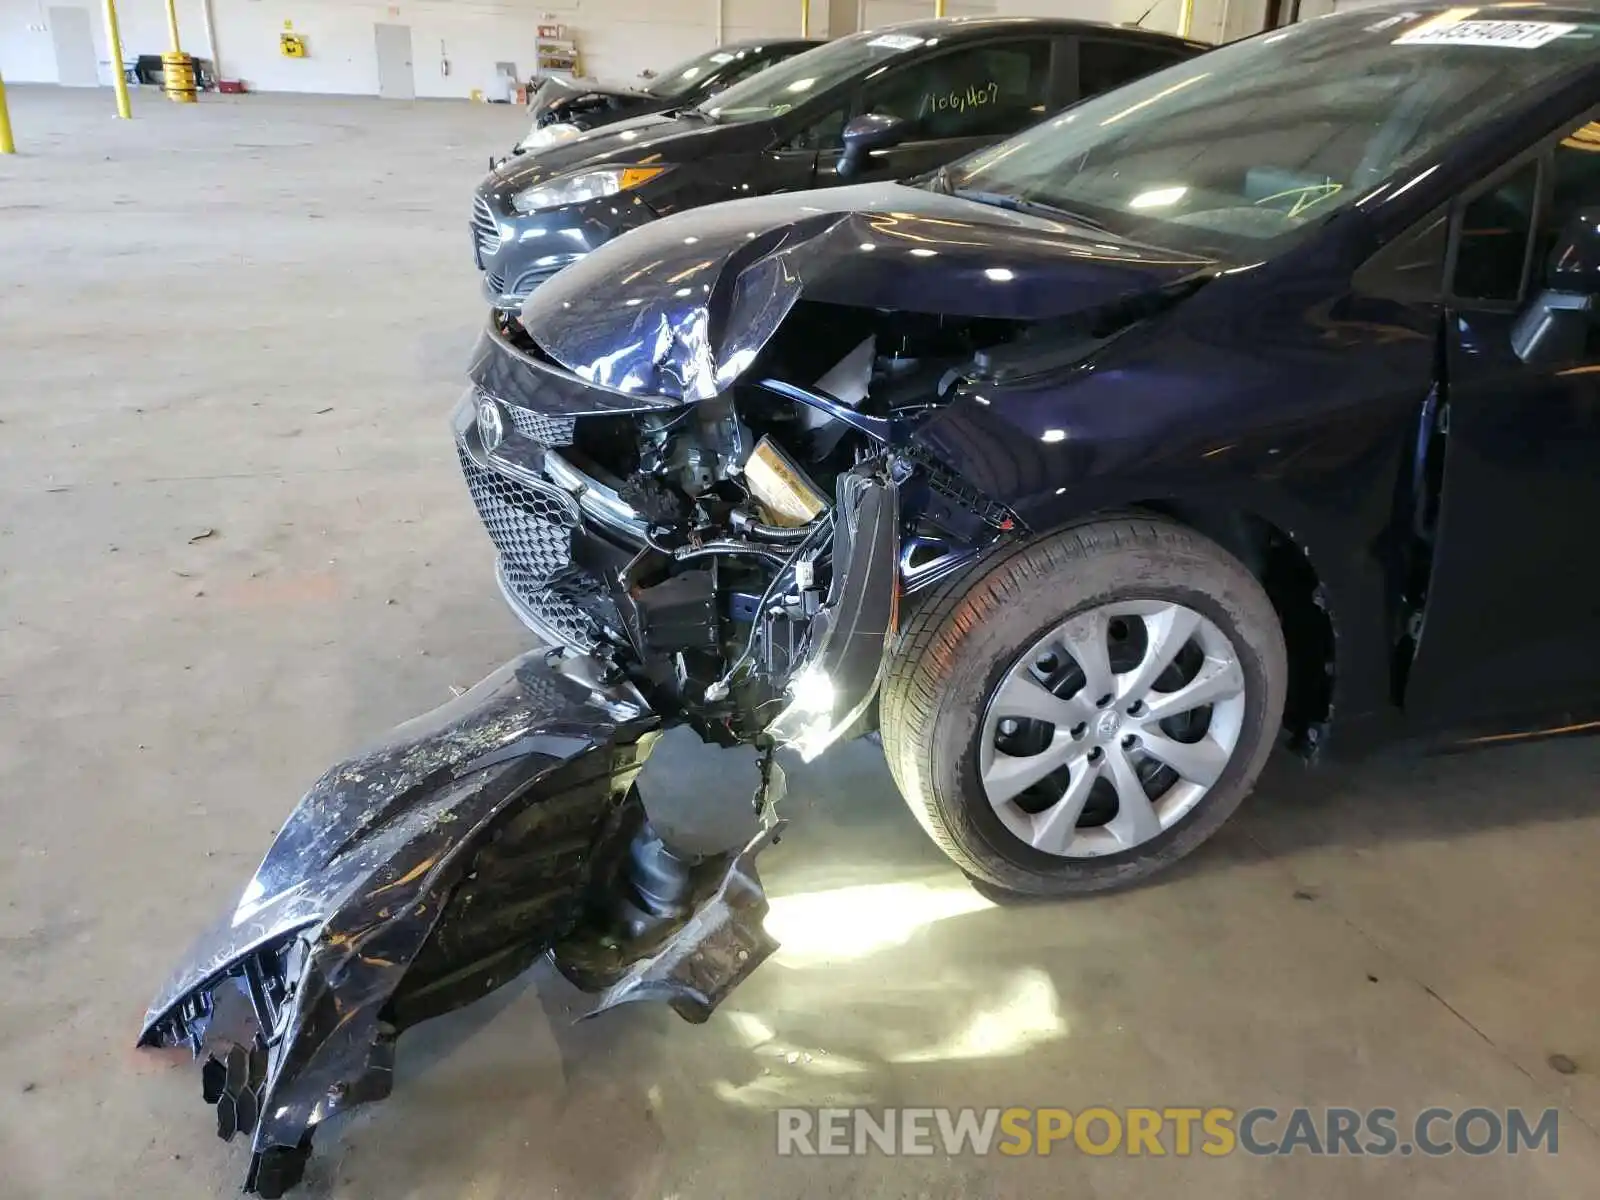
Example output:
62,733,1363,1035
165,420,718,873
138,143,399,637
139,650,658,1189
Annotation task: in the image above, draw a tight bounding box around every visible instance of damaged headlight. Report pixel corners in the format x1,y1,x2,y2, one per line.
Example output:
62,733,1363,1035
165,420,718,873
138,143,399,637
775,668,841,761
512,165,670,214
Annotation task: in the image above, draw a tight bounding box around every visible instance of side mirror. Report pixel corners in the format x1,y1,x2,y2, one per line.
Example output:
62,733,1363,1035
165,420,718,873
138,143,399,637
1512,209,1600,365
838,112,910,179
1547,207,1600,291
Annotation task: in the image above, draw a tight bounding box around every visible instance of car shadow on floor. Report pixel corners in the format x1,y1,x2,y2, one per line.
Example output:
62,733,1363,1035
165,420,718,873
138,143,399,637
641,721,1600,893
297,722,1600,1197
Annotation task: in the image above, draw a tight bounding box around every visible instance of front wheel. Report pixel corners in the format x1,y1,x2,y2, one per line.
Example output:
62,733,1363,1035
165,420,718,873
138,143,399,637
880,518,1286,896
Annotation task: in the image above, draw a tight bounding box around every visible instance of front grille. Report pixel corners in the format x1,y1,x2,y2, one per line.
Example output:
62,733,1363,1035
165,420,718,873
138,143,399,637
506,405,575,446
472,194,502,259
459,447,578,583
457,448,606,650
486,269,507,297
501,564,610,651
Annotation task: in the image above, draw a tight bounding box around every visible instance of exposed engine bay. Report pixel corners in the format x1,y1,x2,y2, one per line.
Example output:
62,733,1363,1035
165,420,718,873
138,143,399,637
137,305,1033,1196
459,305,1028,755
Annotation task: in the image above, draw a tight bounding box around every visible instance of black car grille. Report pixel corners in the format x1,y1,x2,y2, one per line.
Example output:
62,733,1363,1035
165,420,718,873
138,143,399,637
457,447,606,650
506,405,575,446
472,194,502,259
502,564,613,652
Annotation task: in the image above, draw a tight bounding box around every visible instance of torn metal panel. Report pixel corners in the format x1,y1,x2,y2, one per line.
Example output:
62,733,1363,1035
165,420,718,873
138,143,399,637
556,821,786,1023
766,469,900,760
521,182,1216,401
139,651,659,1193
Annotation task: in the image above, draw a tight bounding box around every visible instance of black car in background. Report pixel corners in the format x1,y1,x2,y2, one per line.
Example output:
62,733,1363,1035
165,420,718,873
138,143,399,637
472,17,1206,309
515,38,821,153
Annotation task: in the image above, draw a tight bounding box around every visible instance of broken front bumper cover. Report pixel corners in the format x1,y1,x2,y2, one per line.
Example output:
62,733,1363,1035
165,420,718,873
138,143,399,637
138,650,664,1195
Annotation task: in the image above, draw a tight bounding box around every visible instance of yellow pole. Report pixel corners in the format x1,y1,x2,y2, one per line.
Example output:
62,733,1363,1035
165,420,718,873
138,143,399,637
935,0,946,14
800,0,809,37
0,70,15,155
160,0,197,103
1179,0,1194,38
102,0,133,119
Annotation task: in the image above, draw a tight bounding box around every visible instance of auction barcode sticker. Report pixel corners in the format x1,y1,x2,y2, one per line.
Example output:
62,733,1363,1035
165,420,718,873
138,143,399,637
1395,19,1576,48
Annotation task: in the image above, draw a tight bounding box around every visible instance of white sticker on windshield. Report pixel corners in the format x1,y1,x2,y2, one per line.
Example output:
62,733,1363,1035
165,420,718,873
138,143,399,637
1365,12,1418,33
1394,19,1575,48
867,34,925,50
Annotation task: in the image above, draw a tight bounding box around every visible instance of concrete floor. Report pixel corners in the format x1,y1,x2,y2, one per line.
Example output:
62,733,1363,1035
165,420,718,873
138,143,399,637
2,86,1600,1200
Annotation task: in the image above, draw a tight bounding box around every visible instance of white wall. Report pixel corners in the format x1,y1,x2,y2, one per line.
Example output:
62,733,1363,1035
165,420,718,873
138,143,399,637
1,0,209,84
0,0,1266,96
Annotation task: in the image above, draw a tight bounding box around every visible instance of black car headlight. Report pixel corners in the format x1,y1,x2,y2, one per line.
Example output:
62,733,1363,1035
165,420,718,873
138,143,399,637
512,165,670,214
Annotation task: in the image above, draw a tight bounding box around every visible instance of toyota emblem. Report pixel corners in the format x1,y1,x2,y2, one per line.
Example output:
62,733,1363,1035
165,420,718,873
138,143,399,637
476,398,505,452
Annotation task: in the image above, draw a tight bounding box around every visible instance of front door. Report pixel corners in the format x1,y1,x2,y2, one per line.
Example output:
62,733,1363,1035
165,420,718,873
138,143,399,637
373,23,415,101
830,37,1056,184
1404,112,1600,728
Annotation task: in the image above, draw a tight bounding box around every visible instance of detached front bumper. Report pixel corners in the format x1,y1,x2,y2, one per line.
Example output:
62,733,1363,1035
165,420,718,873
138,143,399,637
140,651,658,1195
471,186,660,311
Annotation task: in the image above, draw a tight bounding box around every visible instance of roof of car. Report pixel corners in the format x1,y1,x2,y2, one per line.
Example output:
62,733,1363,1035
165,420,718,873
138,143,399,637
717,36,827,52
1349,0,1600,11
865,15,1209,50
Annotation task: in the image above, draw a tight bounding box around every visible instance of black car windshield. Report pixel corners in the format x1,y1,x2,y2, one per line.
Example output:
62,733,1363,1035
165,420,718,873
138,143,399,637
700,28,929,121
941,9,1597,254
644,47,744,98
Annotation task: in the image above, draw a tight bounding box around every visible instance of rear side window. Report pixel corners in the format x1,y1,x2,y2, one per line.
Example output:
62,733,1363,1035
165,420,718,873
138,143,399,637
858,39,1052,140
1454,159,1538,302
1077,39,1189,99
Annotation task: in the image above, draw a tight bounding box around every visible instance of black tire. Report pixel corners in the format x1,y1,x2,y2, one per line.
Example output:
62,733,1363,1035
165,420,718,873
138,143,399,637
880,517,1286,896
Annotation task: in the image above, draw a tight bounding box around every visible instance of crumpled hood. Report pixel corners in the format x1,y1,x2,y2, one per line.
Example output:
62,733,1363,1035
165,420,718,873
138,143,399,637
528,76,653,123
534,75,646,105
519,182,1218,400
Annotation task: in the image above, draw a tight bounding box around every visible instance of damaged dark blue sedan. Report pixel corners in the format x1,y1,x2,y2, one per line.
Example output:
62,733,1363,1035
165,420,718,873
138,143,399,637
143,5,1600,1195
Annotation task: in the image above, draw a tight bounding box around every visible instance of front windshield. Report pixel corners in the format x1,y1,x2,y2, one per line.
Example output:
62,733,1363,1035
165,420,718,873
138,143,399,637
943,8,1597,254
700,28,929,121
645,47,741,98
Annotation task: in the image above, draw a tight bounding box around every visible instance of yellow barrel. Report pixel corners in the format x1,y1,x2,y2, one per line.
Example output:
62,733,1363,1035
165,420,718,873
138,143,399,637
161,51,197,104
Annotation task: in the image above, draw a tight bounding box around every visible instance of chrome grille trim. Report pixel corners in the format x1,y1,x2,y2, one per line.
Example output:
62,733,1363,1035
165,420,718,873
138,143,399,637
471,193,502,258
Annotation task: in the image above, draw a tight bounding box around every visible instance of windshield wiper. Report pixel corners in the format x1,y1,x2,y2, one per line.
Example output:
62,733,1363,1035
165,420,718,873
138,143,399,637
947,187,1110,233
